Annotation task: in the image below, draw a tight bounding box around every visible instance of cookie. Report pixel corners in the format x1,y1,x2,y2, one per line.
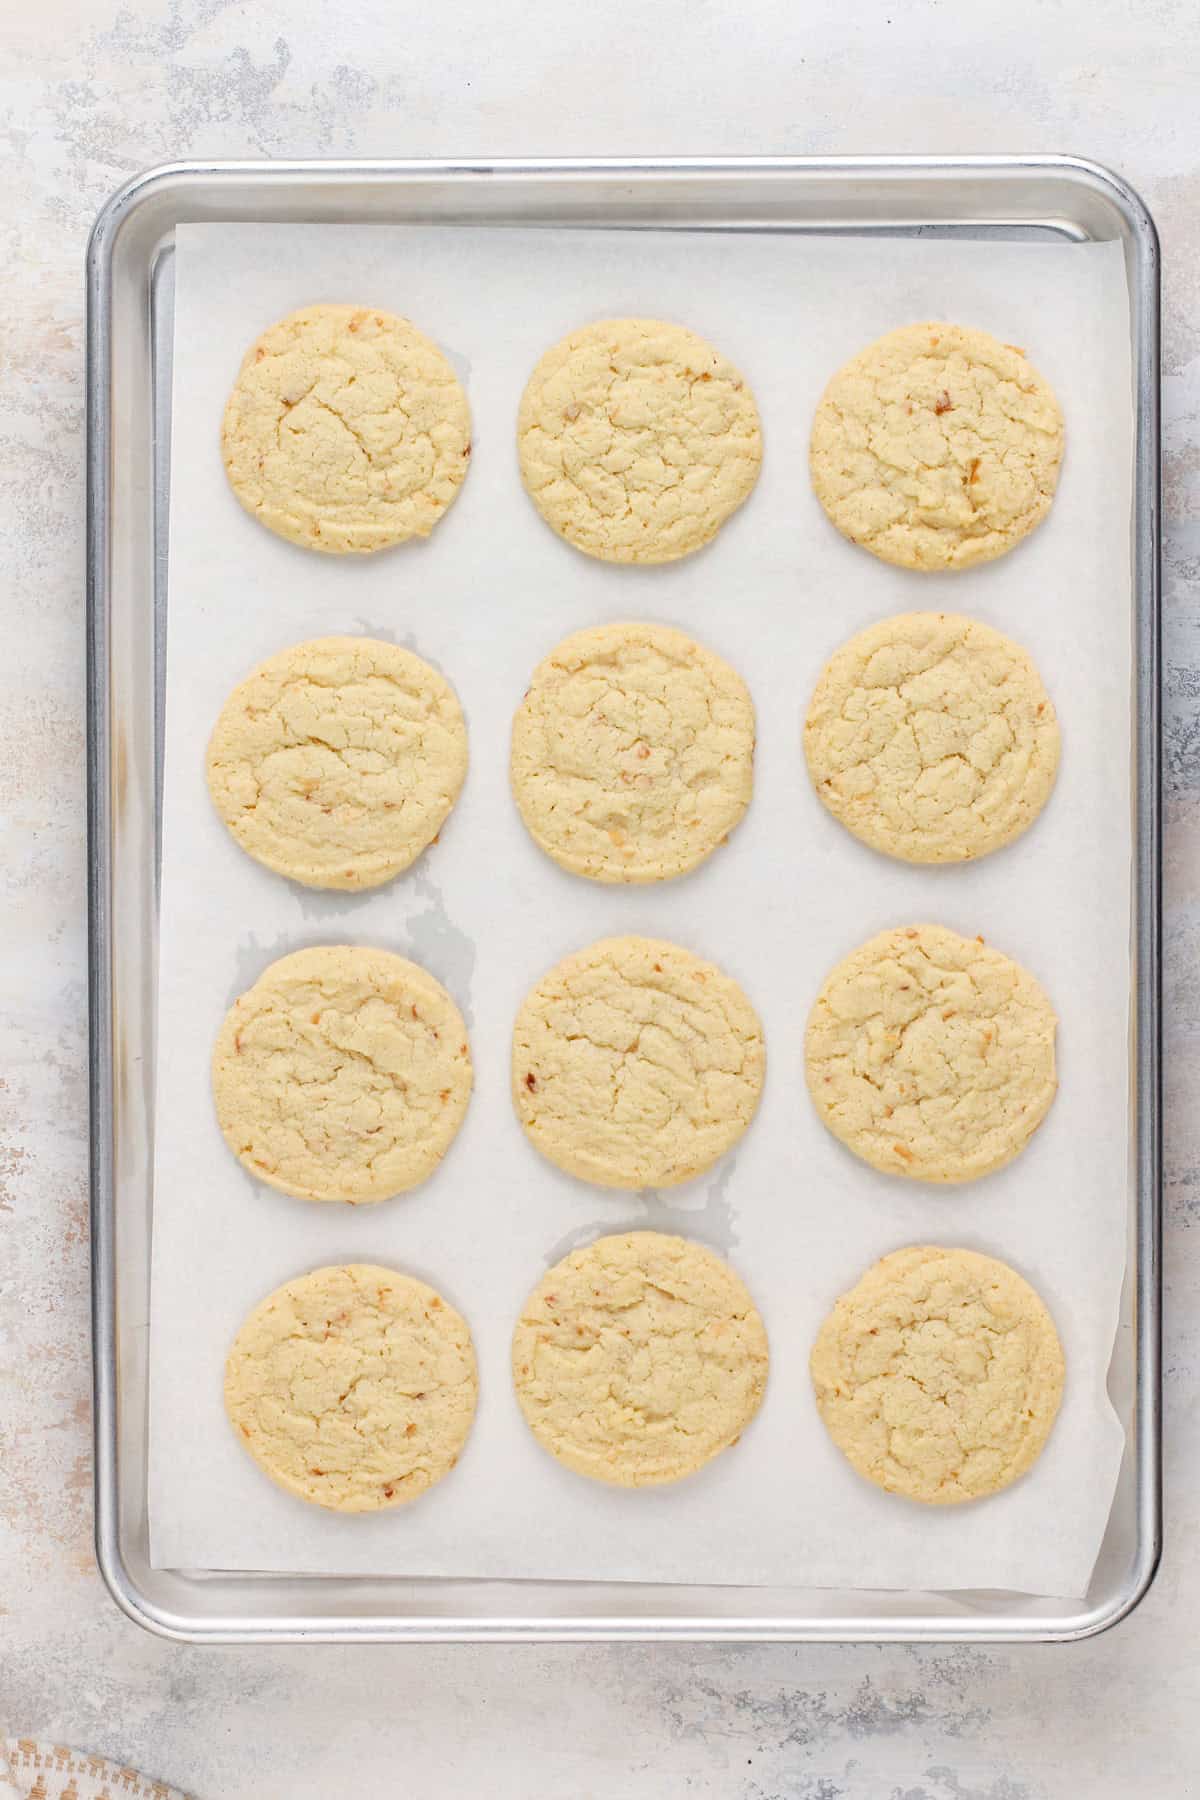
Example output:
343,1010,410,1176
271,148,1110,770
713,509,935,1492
206,636,468,891
810,322,1064,570
517,317,762,563
804,612,1060,863
221,304,470,554
225,1263,477,1512
512,1231,768,1486
513,936,765,1189
511,621,755,883
213,946,472,1203
810,1245,1065,1505
805,923,1056,1183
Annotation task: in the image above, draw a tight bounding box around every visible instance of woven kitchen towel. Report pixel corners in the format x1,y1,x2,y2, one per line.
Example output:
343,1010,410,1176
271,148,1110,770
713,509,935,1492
1,1739,192,1800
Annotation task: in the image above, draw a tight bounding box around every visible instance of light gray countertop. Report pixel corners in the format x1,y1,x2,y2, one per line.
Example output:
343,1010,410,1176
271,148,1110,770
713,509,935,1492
2,1,1198,1793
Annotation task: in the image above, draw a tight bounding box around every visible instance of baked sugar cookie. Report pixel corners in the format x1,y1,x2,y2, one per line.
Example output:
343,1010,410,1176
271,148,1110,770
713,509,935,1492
225,1263,477,1511
213,946,471,1203
512,1231,768,1486
810,323,1064,570
222,304,470,553
804,612,1060,863
805,923,1056,1182
517,317,762,563
206,636,468,890
810,1245,1064,1504
511,621,755,883
513,936,764,1190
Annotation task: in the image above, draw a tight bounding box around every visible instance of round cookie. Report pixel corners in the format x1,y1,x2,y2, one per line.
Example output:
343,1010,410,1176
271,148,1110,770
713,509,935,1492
517,317,762,564
221,303,470,554
513,936,765,1190
225,1263,477,1512
805,923,1057,1183
810,1245,1065,1505
206,636,468,891
512,1231,769,1486
804,611,1060,864
809,322,1064,571
511,621,755,883
213,946,472,1203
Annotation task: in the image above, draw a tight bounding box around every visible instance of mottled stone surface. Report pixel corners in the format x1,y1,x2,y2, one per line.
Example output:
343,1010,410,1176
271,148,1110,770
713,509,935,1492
1,1,1198,1793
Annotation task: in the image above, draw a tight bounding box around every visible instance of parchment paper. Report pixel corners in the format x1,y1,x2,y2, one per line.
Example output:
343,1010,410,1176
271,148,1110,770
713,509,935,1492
149,223,1132,1596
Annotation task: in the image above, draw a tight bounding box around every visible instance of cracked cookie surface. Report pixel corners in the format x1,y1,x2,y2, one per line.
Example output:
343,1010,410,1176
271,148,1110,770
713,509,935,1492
511,621,755,883
810,322,1064,570
206,635,468,890
810,1245,1064,1504
225,1262,477,1512
804,611,1060,864
221,304,470,553
805,923,1057,1183
517,317,762,563
512,1231,768,1486
512,935,765,1190
213,946,472,1203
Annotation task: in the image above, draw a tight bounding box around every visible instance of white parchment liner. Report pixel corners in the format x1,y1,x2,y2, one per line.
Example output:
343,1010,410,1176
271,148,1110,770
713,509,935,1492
149,224,1131,1595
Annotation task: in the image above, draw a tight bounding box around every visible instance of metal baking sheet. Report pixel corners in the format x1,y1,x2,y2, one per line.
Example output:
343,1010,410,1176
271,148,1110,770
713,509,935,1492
86,156,1161,1643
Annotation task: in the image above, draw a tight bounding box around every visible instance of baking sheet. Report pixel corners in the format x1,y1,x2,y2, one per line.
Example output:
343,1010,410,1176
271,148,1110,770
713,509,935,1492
149,223,1131,1596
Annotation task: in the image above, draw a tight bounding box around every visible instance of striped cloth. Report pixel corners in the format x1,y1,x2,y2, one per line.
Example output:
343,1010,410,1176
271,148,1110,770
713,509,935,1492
0,1741,191,1800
